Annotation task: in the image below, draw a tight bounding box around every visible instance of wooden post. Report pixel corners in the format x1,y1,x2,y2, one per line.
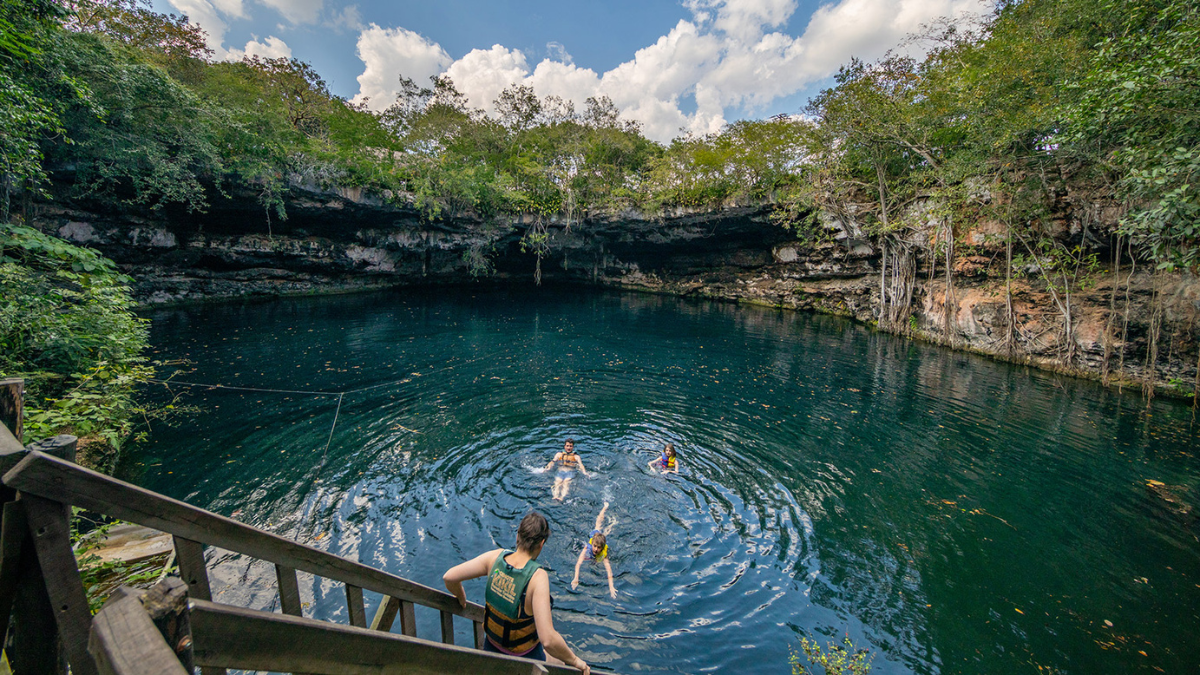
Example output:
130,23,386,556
5,435,76,674
475,621,486,650
275,564,302,617
0,379,22,442
172,536,226,675
0,501,27,645
440,609,455,645
345,584,366,628
369,595,401,632
398,599,416,637
139,578,196,672
173,536,212,601
6,501,63,675
23,493,98,675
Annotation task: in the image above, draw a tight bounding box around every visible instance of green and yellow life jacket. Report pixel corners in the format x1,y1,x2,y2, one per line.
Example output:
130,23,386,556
484,550,542,655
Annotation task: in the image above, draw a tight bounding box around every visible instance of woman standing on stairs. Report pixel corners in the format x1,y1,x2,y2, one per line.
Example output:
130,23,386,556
443,512,591,674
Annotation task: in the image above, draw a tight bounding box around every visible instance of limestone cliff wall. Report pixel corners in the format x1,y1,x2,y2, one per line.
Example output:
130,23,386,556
32,183,1200,398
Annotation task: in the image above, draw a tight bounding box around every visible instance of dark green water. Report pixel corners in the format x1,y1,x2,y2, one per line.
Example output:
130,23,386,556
135,288,1200,674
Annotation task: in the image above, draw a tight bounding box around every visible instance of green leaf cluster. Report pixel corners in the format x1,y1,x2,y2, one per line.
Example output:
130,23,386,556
0,223,152,461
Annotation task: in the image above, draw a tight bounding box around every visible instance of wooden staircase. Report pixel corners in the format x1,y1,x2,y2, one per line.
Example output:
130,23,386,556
0,382,594,675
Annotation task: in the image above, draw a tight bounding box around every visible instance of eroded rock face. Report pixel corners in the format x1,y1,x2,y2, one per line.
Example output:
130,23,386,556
30,181,1200,395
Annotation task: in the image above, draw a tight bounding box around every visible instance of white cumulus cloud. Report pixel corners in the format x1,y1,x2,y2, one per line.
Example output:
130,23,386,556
225,35,293,61
352,24,453,109
352,0,989,141
444,45,531,115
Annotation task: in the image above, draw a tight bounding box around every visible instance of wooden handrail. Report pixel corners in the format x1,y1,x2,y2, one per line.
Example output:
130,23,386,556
188,598,575,675
2,451,485,623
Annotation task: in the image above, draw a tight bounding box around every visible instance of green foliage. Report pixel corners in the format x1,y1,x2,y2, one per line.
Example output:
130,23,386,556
790,634,873,675
647,117,805,209
1062,0,1200,270
2,0,1196,283
0,223,152,460
0,0,70,215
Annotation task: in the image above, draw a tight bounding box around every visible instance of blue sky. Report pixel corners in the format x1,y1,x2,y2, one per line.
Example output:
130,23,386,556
154,0,990,141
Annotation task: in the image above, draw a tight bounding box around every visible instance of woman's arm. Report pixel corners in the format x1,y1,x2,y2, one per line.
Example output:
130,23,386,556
530,570,589,674
571,548,586,589
442,550,499,608
603,559,616,599
647,457,659,469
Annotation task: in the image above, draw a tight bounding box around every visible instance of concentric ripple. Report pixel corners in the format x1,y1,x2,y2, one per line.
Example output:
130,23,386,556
135,288,1200,674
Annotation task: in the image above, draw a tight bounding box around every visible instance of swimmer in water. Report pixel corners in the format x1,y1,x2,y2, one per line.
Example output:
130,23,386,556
572,502,616,598
647,443,678,474
546,439,589,501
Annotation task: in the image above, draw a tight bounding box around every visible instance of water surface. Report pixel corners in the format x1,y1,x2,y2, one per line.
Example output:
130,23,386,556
136,288,1200,674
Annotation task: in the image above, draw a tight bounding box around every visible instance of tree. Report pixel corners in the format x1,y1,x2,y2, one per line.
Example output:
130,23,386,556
495,83,541,131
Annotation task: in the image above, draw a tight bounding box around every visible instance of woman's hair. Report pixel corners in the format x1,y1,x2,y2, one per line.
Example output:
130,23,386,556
516,511,551,551
665,443,676,457
591,533,607,552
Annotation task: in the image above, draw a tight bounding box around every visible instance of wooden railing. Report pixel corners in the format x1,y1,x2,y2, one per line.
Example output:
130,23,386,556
0,378,604,675
90,578,576,675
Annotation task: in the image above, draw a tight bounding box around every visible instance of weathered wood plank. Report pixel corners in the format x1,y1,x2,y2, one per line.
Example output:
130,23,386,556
23,494,98,675
475,621,486,650
172,536,212,601
0,379,22,443
440,609,455,645
188,599,579,675
89,594,190,675
276,564,303,617
4,452,486,622
370,595,401,632
4,499,61,675
345,584,366,628
399,599,417,637
0,500,26,646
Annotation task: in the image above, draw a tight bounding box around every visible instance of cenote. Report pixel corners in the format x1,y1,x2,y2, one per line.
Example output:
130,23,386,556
133,287,1200,674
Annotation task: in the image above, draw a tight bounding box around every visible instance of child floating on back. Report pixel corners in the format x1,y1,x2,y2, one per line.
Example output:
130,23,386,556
572,502,616,598
647,443,678,474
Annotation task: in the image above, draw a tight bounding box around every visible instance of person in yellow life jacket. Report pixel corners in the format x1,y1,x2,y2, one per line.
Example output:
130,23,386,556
572,502,616,599
647,443,678,474
545,438,590,501
443,512,590,673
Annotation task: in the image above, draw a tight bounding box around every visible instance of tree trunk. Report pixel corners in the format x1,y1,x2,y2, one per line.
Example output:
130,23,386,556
942,219,955,346
1143,273,1164,402
1102,236,1120,384
879,238,888,325
1005,222,1015,356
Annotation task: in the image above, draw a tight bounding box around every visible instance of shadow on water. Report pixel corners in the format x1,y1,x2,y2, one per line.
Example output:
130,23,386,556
134,287,1200,674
